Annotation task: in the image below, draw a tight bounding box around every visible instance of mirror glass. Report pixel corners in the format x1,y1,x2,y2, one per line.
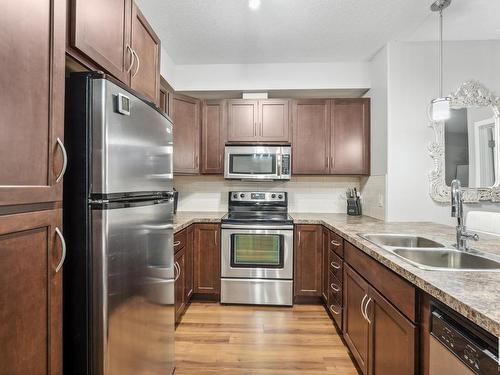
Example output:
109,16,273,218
444,105,499,188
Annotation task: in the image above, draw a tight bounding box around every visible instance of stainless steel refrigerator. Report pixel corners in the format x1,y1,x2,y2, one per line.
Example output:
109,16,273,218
63,72,175,375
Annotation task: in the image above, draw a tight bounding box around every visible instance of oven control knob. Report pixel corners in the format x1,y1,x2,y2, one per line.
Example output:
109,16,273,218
271,194,276,199
233,193,238,199
278,194,283,199
240,193,245,198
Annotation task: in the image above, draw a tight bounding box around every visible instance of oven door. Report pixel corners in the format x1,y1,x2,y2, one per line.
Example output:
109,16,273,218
221,225,293,279
224,145,284,180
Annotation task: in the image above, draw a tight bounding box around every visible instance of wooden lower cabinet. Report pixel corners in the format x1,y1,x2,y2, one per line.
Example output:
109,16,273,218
321,227,329,302
343,264,370,375
185,225,194,300
174,247,186,323
294,225,322,298
193,224,220,296
0,209,63,374
367,286,416,375
343,264,416,375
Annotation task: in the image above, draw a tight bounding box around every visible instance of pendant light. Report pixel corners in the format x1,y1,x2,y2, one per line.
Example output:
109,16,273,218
430,0,452,121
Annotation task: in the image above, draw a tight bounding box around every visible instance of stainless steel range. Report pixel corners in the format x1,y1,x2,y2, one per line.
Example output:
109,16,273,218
221,191,293,306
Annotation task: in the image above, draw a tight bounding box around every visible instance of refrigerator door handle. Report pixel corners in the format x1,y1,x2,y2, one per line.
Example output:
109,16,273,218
142,223,174,230
54,227,66,273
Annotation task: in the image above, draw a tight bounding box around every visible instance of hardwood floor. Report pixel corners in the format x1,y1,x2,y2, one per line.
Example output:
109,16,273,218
175,303,359,374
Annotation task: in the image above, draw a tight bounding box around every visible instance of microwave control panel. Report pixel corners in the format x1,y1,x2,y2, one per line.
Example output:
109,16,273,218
281,155,290,175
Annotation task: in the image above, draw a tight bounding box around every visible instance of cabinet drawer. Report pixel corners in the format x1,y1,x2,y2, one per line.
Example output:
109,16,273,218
329,271,342,304
329,231,344,257
328,289,343,329
174,228,187,253
344,241,417,322
329,250,343,281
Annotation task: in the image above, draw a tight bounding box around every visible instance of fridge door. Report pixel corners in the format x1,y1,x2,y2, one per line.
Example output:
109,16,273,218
91,78,173,197
91,198,174,375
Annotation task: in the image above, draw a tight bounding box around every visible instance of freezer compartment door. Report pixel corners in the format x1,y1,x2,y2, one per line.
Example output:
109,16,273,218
91,78,173,196
91,200,174,375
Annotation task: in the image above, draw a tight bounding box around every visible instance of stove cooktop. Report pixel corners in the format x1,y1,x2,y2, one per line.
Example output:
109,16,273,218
221,211,293,225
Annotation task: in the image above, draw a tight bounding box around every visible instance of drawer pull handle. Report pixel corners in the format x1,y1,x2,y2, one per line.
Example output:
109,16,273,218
55,227,66,273
329,304,341,315
361,294,368,320
330,240,341,247
174,261,181,281
173,240,181,246
330,261,341,269
330,283,340,292
364,297,372,324
55,138,67,183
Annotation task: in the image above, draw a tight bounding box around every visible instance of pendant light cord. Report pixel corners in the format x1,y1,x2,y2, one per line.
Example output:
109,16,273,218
439,9,443,98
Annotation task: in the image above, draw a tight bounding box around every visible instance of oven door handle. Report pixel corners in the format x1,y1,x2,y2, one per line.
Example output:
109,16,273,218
221,224,294,230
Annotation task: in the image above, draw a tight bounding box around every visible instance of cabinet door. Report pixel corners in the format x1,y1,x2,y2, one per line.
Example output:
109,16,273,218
343,264,370,375
0,0,65,206
367,287,416,375
184,225,194,301
291,100,331,174
294,225,322,297
201,100,226,174
259,100,290,142
193,224,220,295
130,3,161,104
331,99,370,175
321,227,329,303
171,94,200,174
70,0,132,84
174,247,186,323
0,209,63,374
227,100,258,142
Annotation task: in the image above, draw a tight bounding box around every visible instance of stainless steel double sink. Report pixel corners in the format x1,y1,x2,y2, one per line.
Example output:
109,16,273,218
358,233,500,271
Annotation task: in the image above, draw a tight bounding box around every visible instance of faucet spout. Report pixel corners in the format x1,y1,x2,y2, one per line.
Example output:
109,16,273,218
450,179,479,251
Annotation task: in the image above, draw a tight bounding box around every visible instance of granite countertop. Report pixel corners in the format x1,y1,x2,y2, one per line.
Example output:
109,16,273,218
173,211,226,233
291,213,500,337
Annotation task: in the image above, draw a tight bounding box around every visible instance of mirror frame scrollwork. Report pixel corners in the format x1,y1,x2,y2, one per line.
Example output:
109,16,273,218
428,80,500,203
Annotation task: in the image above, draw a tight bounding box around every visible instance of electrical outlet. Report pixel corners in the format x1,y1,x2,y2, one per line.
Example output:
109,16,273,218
378,193,384,207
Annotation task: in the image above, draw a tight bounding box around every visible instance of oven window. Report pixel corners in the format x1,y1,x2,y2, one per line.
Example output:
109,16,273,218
230,234,284,268
229,154,276,175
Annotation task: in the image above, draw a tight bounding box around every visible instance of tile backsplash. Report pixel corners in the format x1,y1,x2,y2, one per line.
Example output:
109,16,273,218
174,175,361,213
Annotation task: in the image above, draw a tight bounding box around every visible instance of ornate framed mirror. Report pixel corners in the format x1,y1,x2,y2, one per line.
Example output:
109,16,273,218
429,80,500,203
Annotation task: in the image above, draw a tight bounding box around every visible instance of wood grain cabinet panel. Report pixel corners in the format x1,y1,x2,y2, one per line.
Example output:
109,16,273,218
185,225,194,300
130,3,160,104
171,94,200,174
0,209,63,374
259,100,290,142
193,224,220,295
343,264,370,375
321,227,330,303
227,100,258,142
367,286,416,375
69,0,132,84
291,100,331,174
0,0,65,206
294,225,322,297
331,99,370,175
201,100,227,174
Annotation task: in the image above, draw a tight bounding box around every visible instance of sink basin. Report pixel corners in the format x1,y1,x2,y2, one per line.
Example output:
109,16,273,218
359,233,445,248
392,248,500,271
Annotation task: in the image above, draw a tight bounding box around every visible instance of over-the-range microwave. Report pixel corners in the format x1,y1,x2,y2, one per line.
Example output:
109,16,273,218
224,145,291,180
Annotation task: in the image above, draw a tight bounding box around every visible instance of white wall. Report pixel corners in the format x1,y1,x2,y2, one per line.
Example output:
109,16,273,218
174,176,360,213
162,62,370,92
385,40,500,225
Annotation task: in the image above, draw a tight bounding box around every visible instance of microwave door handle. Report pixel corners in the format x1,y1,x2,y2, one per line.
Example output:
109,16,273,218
277,154,282,177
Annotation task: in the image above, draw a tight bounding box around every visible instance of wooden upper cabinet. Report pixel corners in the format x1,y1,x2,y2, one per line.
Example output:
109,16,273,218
227,100,258,142
291,100,331,174
294,225,322,298
0,0,65,206
201,100,227,174
331,99,370,175
343,264,370,375
130,3,161,104
69,0,132,84
0,209,63,374
259,100,290,142
171,94,200,174
367,286,416,375
193,224,220,295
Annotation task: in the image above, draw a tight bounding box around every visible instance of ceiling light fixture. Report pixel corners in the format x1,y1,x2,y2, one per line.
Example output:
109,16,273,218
249,0,261,10
429,0,452,122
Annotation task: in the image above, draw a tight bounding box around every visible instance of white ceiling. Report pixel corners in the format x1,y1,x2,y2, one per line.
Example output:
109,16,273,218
137,0,500,65
136,0,429,64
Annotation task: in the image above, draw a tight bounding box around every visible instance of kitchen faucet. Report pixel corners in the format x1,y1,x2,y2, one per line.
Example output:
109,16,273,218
450,179,479,251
